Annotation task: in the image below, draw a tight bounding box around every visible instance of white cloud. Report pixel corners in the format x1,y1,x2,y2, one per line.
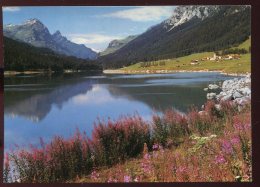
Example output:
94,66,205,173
90,48,101,53
67,33,123,45
102,6,174,22
72,85,114,105
3,7,21,12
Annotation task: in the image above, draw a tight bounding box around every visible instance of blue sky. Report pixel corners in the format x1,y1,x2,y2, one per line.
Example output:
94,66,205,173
3,6,175,51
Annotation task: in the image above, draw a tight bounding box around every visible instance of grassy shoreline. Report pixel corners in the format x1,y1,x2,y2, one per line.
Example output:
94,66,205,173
103,69,249,77
4,100,251,183
104,50,250,75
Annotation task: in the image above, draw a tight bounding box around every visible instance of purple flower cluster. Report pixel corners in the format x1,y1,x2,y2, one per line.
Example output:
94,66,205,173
90,170,100,180
152,143,159,151
222,140,233,154
143,153,151,160
231,136,240,145
233,118,251,131
234,122,244,131
215,155,226,164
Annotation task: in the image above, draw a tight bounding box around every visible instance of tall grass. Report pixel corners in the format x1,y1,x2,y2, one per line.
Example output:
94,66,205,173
90,115,151,166
152,109,190,147
3,100,251,182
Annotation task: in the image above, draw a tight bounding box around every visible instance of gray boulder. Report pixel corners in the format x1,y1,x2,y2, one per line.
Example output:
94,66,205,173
233,91,243,99
221,94,233,101
208,84,219,90
207,93,216,100
239,87,251,96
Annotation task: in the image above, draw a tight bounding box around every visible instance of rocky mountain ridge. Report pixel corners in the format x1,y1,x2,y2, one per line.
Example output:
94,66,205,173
163,6,220,31
100,35,138,56
3,18,97,60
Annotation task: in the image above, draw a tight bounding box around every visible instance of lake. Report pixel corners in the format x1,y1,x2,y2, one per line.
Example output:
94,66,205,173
4,72,234,151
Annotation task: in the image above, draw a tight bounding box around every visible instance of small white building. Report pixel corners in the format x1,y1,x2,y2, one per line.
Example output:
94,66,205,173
209,53,217,61
224,55,233,60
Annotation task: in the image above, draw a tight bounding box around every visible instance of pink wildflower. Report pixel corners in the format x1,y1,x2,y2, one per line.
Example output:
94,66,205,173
222,140,233,154
215,155,226,164
107,177,118,183
231,136,240,145
143,153,150,160
152,143,159,150
234,122,244,131
177,166,187,173
124,175,131,182
107,177,113,183
141,160,153,174
91,170,99,180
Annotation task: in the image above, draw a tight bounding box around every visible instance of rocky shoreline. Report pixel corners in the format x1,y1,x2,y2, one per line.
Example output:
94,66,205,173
205,74,251,110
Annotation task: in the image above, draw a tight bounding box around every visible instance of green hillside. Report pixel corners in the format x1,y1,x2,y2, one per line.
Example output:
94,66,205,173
100,6,251,69
119,36,251,74
4,36,101,72
121,52,251,74
231,36,251,51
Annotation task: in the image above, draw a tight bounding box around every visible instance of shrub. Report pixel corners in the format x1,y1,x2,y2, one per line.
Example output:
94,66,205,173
152,109,190,147
8,130,93,183
187,107,214,135
188,101,237,136
91,115,151,166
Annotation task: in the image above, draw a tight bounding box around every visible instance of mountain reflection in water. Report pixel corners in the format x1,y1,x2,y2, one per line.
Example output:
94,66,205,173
4,72,234,151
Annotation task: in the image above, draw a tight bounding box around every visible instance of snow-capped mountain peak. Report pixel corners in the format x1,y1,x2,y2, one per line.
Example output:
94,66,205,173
23,18,42,25
163,6,220,31
5,24,15,28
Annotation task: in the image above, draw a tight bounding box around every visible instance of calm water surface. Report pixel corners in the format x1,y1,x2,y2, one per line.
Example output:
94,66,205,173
4,72,234,151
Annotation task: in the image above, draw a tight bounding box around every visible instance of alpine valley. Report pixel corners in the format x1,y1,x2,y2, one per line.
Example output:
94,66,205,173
3,5,252,183
3,5,251,71
99,5,251,69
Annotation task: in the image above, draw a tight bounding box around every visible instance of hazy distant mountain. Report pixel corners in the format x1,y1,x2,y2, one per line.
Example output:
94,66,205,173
99,5,251,69
99,35,138,56
3,19,98,60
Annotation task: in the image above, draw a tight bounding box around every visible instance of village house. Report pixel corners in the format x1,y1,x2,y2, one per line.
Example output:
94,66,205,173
190,62,199,65
201,57,209,61
190,59,199,65
209,53,217,61
210,53,241,61
223,55,233,60
192,52,241,63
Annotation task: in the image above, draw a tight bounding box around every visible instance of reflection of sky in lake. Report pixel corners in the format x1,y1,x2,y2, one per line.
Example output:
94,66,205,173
4,84,152,151
4,72,235,152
